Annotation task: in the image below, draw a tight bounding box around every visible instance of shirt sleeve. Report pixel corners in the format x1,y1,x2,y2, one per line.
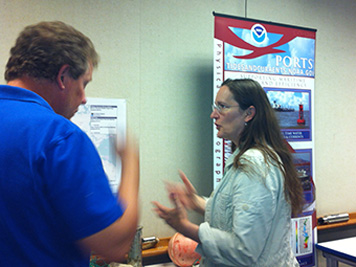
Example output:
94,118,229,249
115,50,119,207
39,128,125,240
196,163,280,266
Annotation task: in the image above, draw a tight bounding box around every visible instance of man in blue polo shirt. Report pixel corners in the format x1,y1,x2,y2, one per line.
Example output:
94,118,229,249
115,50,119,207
0,21,139,266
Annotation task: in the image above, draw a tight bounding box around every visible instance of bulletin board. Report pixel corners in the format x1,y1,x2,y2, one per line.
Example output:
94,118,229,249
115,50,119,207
71,98,127,195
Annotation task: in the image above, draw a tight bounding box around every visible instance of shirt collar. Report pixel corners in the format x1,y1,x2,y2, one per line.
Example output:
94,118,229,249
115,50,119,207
225,147,240,169
0,84,54,112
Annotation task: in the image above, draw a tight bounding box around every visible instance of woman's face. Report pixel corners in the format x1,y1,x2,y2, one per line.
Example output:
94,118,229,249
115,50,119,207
210,85,247,145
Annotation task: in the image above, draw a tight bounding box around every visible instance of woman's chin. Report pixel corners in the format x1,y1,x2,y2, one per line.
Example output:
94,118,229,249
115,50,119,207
217,132,224,139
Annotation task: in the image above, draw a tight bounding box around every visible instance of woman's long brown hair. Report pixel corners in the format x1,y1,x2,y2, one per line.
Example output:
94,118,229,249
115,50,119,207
223,78,304,216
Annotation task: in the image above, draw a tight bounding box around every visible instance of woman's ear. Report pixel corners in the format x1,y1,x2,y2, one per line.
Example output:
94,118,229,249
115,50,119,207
245,105,256,123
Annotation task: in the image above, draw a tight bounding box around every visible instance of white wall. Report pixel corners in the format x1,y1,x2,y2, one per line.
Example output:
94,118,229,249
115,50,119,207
1,0,356,250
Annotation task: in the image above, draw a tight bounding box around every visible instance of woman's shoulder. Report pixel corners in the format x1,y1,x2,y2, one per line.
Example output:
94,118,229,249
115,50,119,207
241,148,265,164
239,148,281,179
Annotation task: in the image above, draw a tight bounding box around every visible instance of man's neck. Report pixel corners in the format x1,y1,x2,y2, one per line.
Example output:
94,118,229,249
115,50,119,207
7,76,60,112
8,76,51,92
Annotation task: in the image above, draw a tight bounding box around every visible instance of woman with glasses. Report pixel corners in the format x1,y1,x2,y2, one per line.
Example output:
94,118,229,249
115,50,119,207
153,78,303,267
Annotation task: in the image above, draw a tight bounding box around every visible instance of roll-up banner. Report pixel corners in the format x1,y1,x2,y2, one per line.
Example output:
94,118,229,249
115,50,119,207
213,12,317,266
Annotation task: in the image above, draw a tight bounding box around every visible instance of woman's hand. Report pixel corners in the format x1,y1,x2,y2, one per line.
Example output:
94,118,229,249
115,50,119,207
165,170,206,215
152,193,200,243
152,193,188,233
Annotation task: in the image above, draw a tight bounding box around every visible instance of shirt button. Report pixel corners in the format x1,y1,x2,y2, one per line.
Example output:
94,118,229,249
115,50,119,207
242,204,249,211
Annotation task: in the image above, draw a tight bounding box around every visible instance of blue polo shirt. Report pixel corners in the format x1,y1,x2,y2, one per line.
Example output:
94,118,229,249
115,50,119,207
0,85,124,266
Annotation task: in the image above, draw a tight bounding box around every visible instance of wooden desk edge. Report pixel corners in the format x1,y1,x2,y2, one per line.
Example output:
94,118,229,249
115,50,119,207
142,237,171,258
317,212,356,231
146,214,356,256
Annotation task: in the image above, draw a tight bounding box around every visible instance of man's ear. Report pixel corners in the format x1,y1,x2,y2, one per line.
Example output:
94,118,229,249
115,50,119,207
56,64,70,90
245,105,256,123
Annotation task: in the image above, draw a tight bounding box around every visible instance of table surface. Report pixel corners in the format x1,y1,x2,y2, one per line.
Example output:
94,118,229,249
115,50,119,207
316,236,356,263
145,264,176,267
317,212,356,230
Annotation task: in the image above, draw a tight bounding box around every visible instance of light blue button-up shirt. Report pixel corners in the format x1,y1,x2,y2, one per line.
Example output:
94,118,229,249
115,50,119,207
196,148,299,267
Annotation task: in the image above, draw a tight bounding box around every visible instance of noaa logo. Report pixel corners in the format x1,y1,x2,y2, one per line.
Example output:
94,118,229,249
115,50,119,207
251,24,267,44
